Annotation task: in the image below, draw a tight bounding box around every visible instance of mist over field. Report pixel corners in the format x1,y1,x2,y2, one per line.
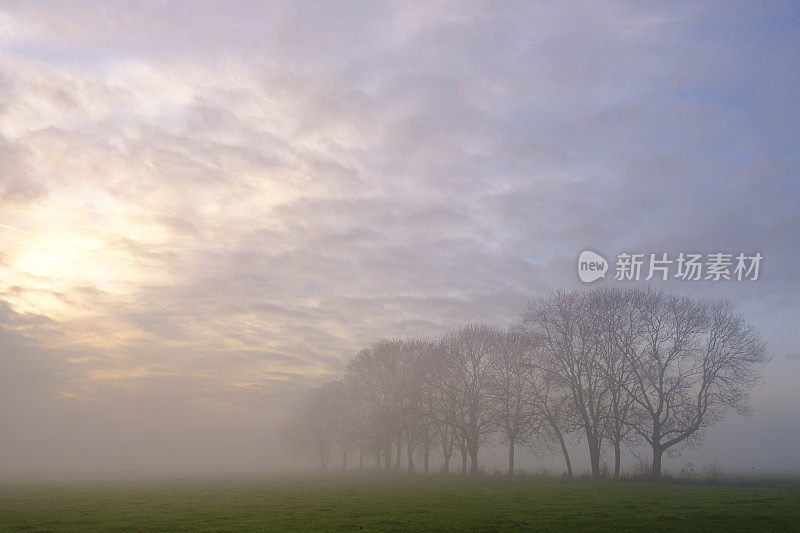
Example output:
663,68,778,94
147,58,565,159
0,1,799,482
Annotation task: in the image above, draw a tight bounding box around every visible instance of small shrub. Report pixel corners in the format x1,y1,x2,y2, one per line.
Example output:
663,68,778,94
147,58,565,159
702,461,725,485
661,472,677,483
631,458,651,480
679,463,696,484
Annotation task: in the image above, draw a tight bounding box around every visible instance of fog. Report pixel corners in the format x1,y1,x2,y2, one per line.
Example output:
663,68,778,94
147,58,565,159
0,1,798,480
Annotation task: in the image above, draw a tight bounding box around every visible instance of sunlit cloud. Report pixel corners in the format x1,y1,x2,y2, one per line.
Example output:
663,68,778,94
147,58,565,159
0,0,797,474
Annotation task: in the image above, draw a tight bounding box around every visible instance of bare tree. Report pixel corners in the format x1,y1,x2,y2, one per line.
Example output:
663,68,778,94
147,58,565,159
396,338,432,473
524,290,609,479
345,342,402,471
331,380,358,471
413,339,441,474
625,290,768,480
283,381,343,470
343,369,374,470
523,344,577,479
284,286,767,482
591,287,640,480
443,324,502,474
491,327,537,476
427,339,458,473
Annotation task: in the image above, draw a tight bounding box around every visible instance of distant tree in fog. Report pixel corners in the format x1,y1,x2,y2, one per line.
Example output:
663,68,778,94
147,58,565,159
283,381,344,470
345,342,401,471
283,286,767,482
592,287,641,480
523,290,609,480
427,339,460,473
524,347,578,479
490,327,537,476
396,338,434,473
624,290,767,480
443,324,503,474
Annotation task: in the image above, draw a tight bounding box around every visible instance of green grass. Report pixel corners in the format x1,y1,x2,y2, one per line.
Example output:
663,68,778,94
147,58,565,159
1,475,798,532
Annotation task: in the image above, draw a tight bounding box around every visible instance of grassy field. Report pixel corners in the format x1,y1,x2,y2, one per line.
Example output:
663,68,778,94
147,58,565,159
1,475,798,532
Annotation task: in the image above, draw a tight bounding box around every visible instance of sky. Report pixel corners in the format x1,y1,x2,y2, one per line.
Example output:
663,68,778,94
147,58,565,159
0,1,799,477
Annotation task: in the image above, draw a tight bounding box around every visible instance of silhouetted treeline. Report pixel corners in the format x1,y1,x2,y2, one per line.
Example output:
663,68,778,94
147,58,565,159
283,287,767,480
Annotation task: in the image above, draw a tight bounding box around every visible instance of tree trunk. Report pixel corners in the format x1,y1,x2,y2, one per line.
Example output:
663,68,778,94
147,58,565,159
384,442,392,471
652,444,663,481
342,448,347,472
442,428,452,474
461,449,468,474
394,437,401,471
469,447,479,475
407,438,414,473
508,441,515,477
423,440,430,474
587,433,601,479
555,427,573,479
613,440,621,481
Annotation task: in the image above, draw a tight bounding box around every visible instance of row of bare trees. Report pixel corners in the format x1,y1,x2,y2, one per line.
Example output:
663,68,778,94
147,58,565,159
283,287,767,480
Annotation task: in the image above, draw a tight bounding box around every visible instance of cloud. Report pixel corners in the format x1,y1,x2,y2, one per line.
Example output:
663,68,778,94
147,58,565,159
0,0,798,473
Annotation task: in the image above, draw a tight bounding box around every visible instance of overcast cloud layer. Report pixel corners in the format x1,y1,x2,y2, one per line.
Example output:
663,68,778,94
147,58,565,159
0,1,798,476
